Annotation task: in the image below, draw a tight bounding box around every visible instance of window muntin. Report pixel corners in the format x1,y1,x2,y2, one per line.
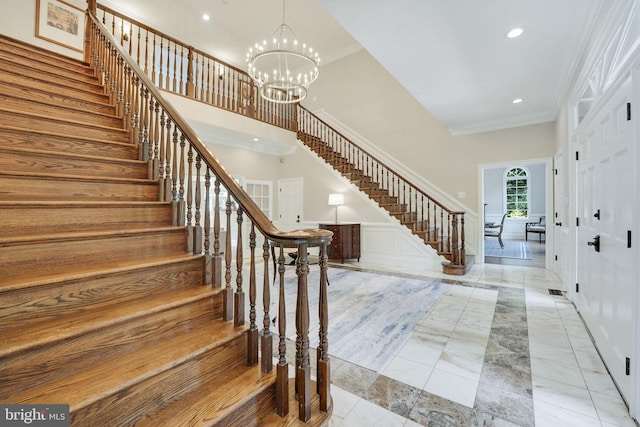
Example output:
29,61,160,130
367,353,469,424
505,167,528,218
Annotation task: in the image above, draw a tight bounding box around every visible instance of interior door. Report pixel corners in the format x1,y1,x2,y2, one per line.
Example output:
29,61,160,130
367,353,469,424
278,177,303,230
575,75,635,401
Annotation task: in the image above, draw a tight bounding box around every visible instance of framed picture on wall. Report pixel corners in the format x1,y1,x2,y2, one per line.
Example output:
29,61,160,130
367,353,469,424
35,0,85,52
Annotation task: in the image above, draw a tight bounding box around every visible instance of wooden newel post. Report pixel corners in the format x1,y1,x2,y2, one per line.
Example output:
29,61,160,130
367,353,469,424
186,46,195,98
451,214,459,265
84,1,97,63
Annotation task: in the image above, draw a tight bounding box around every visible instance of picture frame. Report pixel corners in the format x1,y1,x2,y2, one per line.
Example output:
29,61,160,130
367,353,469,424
35,0,85,53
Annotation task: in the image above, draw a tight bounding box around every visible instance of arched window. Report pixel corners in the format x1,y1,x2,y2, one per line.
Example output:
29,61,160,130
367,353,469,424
504,167,529,218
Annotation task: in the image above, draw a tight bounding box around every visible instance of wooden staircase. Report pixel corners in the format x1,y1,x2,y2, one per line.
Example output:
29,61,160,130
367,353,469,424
297,131,469,273
0,35,327,426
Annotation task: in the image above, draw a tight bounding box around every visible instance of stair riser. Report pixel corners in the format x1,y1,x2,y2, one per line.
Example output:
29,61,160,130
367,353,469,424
0,94,123,128
0,149,147,180
0,127,138,159
0,203,172,237
0,69,109,104
0,229,188,280
1,60,104,95
72,334,246,427
0,294,222,401
364,188,388,197
0,36,92,76
0,257,205,330
0,110,128,143
0,175,159,202
217,383,276,426
377,195,398,204
0,50,97,85
0,81,116,116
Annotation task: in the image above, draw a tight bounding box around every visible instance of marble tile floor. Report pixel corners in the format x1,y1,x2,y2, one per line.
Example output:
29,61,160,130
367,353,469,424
280,261,639,427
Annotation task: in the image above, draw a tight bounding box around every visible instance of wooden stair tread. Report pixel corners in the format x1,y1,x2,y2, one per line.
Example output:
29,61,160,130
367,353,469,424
0,124,134,148
0,225,182,246
257,378,332,427
0,200,169,208
9,319,247,410
0,106,127,133
0,59,105,92
0,80,116,115
0,169,156,184
0,50,100,86
134,364,276,426
0,92,121,124
0,145,144,165
0,253,199,292
0,34,90,71
0,284,218,358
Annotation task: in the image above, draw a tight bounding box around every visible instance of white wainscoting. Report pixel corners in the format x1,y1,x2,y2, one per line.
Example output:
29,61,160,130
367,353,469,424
358,223,446,275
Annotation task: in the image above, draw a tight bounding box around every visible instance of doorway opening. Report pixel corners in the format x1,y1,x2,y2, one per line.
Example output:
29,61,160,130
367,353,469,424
480,159,552,269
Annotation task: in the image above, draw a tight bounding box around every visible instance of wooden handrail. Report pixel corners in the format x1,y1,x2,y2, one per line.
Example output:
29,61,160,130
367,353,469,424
296,106,466,268
96,3,297,132
86,10,332,422
297,106,462,216
88,12,328,246
92,2,465,270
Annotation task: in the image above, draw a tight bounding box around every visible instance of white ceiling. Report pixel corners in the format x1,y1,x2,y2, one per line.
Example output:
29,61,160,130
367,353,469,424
104,0,604,135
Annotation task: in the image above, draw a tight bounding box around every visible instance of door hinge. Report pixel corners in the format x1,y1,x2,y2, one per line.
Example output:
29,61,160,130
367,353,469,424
555,169,558,175
626,357,631,375
628,230,632,248
576,151,579,161
576,283,579,292
576,217,580,227
627,103,631,121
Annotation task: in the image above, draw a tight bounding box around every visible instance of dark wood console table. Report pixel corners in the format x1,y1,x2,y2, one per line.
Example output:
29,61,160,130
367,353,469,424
319,223,360,263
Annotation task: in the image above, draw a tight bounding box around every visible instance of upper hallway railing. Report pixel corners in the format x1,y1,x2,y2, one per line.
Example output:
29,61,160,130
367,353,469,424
93,1,465,271
86,3,332,422
95,3,297,131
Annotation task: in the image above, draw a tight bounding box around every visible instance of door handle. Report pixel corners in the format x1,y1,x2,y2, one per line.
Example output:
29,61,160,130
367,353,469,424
587,235,600,252
555,222,562,226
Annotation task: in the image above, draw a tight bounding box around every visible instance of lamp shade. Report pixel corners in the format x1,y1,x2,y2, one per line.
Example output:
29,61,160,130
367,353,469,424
328,193,344,206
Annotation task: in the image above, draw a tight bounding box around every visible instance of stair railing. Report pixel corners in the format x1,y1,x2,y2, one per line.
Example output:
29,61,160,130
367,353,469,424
297,106,466,269
91,1,465,271
86,9,331,422
94,3,296,132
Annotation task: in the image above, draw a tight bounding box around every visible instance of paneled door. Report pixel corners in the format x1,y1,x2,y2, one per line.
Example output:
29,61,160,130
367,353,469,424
277,177,303,231
575,75,635,401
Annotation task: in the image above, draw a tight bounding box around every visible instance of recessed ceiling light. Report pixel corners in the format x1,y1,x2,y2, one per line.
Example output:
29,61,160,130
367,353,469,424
506,28,524,39
512,98,523,104
252,137,260,142
202,14,210,21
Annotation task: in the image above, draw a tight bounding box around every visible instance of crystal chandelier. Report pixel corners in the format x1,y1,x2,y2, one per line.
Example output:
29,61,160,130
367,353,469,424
246,0,320,104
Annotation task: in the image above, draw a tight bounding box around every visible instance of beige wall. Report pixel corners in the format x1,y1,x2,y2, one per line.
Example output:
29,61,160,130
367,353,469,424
305,50,557,213
0,0,85,60
277,146,392,225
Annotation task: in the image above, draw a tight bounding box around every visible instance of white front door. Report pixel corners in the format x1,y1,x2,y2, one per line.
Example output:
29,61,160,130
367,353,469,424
575,75,635,401
277,177,303,230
